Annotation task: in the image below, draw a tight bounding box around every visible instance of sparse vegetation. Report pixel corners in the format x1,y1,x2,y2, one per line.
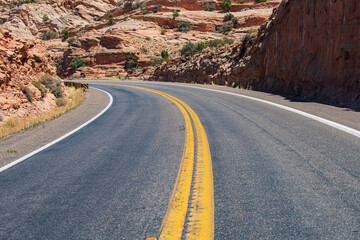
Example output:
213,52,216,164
172,10,179,20
224,13,234,21
61,29,69,39
220,0,232,12
20,85,33,102
205,3,216,11
125,54,139,69
177,21,191,32
39,74,64,98
131,2,141,10
70,57,85,69
0,87,84,139
41,30,57,40
72,10,79,15
55,98,67,107
67,37,76,46
218,21,234,33
42,14,49,22
32,81,47,98
107,13,115,25
161,29,166,35
161,50,169,62
150,56,164,66
153,5,162,13
141,9,149,15
181,38,234,56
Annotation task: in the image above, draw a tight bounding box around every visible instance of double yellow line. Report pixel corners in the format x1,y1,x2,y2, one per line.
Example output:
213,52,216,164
93,83,214,239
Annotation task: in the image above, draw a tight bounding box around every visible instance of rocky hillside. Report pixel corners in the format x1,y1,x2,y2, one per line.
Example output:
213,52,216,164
150,0,360,105
0,0,281,78
0,28,65,120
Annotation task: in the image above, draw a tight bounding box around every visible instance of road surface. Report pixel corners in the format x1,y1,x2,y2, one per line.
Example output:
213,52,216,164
1,82,359,239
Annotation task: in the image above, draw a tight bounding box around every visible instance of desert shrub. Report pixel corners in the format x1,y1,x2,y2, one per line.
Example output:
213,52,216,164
220,0,232,12
162,25,170,29
161,50,169,61
231,17,238,26
67,37,75,46
239,0,244,3
161,29,166,35
70,57,85,69
172,11,179,20
181,38,234,56
218,21,234,33
55,98,67,107
39,74,64,98
153,5,162,13
107,13,115,25
72,10,79,15
178,21,191,32
150,57,163,66
224,13,234,21
20,85,33,102
258,0,267,2
125,54,139,69
131,2,141,10
61,29,69,39
41,30,57,40
42,14,49,22
32,81,47,98
204,3,216,11
141,9,149,15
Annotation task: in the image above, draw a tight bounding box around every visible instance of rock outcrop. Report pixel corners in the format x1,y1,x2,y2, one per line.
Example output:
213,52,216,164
150,0,360,105
0,29,62,120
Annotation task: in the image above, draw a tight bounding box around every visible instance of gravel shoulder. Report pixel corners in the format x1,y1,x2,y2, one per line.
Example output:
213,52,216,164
0,88,110,169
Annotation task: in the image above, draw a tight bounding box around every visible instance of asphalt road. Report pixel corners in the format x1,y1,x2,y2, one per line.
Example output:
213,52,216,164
1,82,360,239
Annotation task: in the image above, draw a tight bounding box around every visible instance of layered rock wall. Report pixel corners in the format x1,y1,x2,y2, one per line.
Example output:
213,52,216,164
151,0,360,104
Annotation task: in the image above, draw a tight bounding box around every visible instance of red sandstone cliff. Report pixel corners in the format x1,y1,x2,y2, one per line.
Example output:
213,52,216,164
0,29,64,120
150,0,360,104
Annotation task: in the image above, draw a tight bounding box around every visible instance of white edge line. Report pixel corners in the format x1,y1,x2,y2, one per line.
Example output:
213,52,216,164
177,85,360,139
0,87,113,173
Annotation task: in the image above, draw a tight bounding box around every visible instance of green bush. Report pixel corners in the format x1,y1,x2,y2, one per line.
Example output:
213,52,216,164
161,50,169,61
107,13,115,25
224,13,234,21
125,54,139,69
150,57,164,66
153,5,162,13
20,85,33,102
55,98,67,107
32,81,47,98
39,74,64,98
181,38,234,56
172,11,179,20
41,30,57,40
218,21,234,33
72,10,79,15
178,21,191,32
61,29,69,39
161,29,166,35
67,37,75,46
204,3,216,11
231,17,238,26
42,14,49,22
220,0,232,12
70,57,85,69
141,10,149,15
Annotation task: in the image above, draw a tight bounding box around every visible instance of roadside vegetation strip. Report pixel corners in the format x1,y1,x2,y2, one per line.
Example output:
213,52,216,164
95,83,214,239
0,87,84,139
0,88,113,173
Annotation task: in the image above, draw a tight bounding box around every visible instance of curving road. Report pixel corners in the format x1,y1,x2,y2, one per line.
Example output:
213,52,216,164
1,82,360,239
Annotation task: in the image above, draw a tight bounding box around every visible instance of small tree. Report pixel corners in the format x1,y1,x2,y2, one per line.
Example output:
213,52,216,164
220,0,232,12
70,57,85,69
178,21,191,32
125,54,139,69
224,13,234,21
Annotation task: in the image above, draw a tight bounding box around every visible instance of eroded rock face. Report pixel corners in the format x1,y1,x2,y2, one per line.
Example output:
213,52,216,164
151,0,360,105
252,0,360,102
0,29,61,120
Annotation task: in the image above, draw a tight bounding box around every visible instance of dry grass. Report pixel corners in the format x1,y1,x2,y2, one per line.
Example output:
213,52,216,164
0,87,85,139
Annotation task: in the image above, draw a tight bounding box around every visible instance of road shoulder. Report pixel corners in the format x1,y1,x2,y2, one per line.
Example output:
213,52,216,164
0,88,110,169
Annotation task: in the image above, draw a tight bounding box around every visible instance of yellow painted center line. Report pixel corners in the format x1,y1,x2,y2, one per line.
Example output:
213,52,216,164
90,83,214,239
